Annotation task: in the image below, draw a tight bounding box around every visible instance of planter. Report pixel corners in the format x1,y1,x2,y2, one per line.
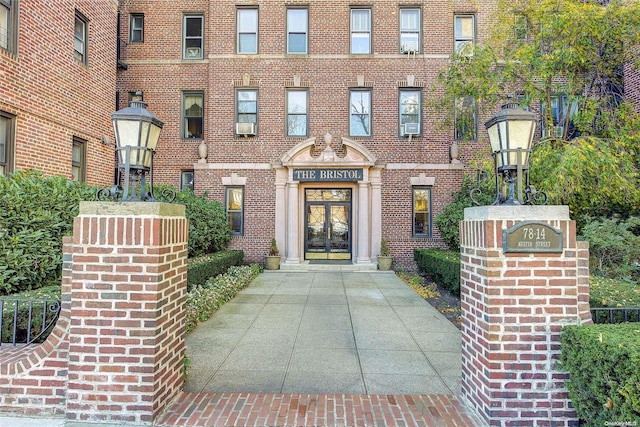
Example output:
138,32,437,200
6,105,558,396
265,255,281,270
377,256,393,271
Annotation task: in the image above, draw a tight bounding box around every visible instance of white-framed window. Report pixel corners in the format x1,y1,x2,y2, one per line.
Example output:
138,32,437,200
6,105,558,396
0,111,15,176
286,89,308,137
236,89,258,133
454,14,475,55
350,8,371,54
72,137,86,182
1,0,18,53
400,8,420,53
237,8,258,54
183,15,203,59
181,170,194,191
454,96,477,140
350,89,371,137
287,8,308,54
226,187,244,235
183,92,204,139
130,13,144,43
74,11,88,64
399,89,421,136
413,187,432,237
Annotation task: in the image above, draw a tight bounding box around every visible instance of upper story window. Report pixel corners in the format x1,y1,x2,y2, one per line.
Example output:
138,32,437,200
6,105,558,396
454,96,477,140
350,8,371,54
350,89,371,137
72,137,86,182
400,8,420,53
183,15,203,59
183,92,204,139
130,13,144,43
1,0,18,54
514,13,529,41
74,11,88,64
286,89,308,137
454,14,475,55
0,112,15,176
287,8,308,54
237,8,258,54
399,89,421,137
236,89,258,136
413,187,432,237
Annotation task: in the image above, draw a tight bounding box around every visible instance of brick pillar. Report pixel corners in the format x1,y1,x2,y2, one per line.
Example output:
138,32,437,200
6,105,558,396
66,202,188,425
460,206,591,427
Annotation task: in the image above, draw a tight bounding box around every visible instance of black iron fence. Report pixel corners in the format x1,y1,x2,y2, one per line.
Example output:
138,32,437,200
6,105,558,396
591,307,640,324
0,298,61,347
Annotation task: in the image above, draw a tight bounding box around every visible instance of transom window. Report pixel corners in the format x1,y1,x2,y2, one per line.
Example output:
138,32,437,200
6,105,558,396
399,89,421,136
183,92,204,139
350,89,371,137
454,15,475,55
400,8,420,53
72,137,86,182
130,14,144,43
0,112,15,176
237,8,258,54
287,8,308,54
350,8,371,54
1,0,18,53
226,187,244,235
183,15,203,59
74,11,88,64
286,89,308,137
413,188,432,237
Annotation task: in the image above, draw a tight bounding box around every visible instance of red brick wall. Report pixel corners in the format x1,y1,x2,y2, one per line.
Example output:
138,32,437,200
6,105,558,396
0,1,117,185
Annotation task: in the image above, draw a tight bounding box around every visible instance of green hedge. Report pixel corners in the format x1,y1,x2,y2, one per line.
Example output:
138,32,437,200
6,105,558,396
187,250,244,292
560,324,640,425
414,248,461,296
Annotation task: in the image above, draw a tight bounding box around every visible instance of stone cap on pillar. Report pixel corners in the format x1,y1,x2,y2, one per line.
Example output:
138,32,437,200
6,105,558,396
464,205,569,221
79,201,186,217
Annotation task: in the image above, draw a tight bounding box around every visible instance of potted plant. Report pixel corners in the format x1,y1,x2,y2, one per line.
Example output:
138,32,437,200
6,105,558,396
378,238,393,271
265,238,281,270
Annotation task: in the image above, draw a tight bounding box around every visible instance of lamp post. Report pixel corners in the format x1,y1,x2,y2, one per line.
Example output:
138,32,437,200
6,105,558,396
100,92,166,202
481,102,544,205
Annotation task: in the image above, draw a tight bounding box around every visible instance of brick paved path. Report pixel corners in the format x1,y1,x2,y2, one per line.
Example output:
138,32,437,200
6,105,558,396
156,392,484,426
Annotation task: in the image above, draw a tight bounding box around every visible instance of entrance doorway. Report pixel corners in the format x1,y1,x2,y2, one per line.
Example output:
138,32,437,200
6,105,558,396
304,189,351,260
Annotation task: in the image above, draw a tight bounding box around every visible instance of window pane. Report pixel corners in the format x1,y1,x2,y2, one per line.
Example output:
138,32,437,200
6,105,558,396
181,171,194,191
185,118,203,138
287,9,307,33
350,91,370,114
287,91,307,114
131,15,143,42
288,116,307,136
184,95,203,116
238,34,257,53
401,10,419,30
413,188,431,236
227,188,244,235
288,34,307,53
455,16,474,38
0,116,7,165
351,33,370,54
238,9,257,32
0,5,8,49
185,17,202,38
351,10,370,31
74,16,85,60
400,91,420,125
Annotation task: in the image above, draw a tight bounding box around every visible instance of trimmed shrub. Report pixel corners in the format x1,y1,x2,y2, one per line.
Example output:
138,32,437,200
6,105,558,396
560,324,640,425
187,250,244,291
414,248,461,296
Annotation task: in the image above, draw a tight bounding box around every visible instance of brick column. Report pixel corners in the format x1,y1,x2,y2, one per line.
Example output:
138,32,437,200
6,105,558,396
66,202,188,425
460,206,591,427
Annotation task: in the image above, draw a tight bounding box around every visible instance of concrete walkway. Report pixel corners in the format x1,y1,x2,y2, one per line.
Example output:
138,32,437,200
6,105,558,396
183,271,462,395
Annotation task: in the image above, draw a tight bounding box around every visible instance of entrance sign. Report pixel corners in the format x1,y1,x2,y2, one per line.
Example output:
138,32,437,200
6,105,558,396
503,221,563,253
293,168,363,182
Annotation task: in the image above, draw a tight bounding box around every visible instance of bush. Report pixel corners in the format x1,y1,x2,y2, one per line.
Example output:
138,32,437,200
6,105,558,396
187,250,244,292
414,248,461,296
0,171,96,295
1,285,62,344
184,264,262,334
560,324,640,425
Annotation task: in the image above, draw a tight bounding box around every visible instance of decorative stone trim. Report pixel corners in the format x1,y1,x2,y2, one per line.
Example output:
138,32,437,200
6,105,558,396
221,172,247,186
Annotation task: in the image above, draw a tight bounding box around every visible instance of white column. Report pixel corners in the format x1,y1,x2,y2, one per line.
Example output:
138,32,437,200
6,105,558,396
274,166,287,260
286,181,300,263
370,167,383,259
356,181,371,263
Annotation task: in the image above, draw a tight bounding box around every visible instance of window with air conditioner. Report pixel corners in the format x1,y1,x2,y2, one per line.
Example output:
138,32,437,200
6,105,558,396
400,8,420,53
183,15,203,59
400,89,421,136
236,89,258,136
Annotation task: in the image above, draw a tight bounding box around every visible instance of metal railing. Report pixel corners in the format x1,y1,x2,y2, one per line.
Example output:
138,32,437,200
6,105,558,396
0,298,61,347
591,307,640,324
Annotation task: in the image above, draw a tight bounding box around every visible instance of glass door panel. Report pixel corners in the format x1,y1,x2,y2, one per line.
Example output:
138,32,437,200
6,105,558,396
305,189,351,260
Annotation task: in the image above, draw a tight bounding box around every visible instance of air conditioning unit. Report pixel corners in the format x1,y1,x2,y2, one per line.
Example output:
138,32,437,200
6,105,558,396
401,41,419,54
403,123,420,136
185,47,201,58
236,122,256,136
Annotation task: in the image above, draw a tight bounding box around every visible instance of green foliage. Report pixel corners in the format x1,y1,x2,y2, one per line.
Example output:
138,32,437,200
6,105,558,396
560,324,640,425
0,170,97,295
414,249,461,296
1,285,62,344
187,250,244,292
589,276,640,310
173,189,231,257
184,264,262,334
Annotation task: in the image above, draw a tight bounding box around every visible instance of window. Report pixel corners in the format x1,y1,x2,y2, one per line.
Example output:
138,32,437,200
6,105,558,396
236,89,258,130
514,13,528,41
287,8,307,54
350,8,371,54
74,11,88,64
350,89,371,137
181,170,194,191
541,95,579,139
454,96,477,140
399,89,421,136
72,137,86,182
1,0,18,53
454,15,475,55
226,187,244,235
286,89,308,137
413,188,432,237
130,13,144,43
237,8,258,54
400,8,420,53
0,112,15,176
183,15,203,59
183,92,203,139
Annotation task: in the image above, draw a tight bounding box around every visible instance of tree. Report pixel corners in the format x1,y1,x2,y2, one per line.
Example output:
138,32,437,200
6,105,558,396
435,0,640,222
